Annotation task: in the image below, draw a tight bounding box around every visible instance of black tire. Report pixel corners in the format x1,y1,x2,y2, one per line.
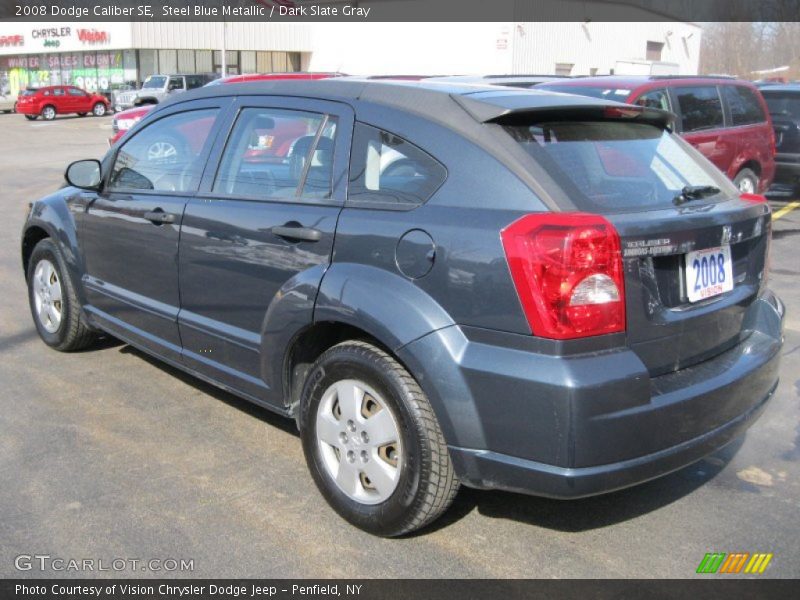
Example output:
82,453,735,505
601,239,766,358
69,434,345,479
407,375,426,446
299,340,459,537
41,105,56,121
24,114,37,121
733,168,759,194
27,238,97,352
77,112,87,117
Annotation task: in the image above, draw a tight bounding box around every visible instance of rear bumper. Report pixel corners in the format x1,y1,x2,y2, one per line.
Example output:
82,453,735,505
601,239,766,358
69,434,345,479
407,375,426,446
449,379,776,498
400,291,784,499
15,104,37,115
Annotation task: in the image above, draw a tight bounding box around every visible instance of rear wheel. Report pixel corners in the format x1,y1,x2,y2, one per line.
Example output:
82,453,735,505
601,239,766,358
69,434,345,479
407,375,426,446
24,114,37,121
41,105,56,121
92,102,107,117
77,112,87,117
734,168,759,194
27,239,97,352
300,340,459,537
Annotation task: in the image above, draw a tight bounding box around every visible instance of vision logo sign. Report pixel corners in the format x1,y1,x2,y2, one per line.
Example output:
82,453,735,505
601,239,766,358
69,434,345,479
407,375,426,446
696,552,773,574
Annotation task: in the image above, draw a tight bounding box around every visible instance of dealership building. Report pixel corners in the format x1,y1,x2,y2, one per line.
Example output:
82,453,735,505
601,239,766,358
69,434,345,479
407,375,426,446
0,20,702,98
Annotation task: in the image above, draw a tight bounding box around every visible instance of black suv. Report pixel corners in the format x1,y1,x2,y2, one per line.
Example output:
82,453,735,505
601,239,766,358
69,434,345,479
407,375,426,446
22,80,784,536
760,84,800,192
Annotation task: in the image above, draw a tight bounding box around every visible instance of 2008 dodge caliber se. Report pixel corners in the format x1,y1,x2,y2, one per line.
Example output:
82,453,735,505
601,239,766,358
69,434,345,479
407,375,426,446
21,80,785,536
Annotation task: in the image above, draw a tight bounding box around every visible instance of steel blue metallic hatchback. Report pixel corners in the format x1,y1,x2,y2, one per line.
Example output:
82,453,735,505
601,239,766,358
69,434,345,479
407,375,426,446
22,80,784,536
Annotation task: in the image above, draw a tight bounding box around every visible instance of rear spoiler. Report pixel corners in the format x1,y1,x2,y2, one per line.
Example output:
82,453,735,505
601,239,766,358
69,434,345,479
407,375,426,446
452,91,675,129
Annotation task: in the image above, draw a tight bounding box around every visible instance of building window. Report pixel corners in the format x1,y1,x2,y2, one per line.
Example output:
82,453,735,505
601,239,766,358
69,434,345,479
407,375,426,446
646,41,664,61
554,63,574,76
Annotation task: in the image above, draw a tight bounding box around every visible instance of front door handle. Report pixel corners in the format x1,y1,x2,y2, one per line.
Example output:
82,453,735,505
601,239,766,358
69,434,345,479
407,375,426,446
144,209,175,225
271,225,322,242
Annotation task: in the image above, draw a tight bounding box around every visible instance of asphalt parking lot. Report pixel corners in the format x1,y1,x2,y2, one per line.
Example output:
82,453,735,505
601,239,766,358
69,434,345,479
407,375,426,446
0,113,798,579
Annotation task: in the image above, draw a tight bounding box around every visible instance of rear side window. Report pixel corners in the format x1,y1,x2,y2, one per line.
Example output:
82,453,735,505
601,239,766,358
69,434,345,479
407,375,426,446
723,85,765,125
503,120,723,213
348,123,446,209
674,86,724,132
108,108,219,193
634,89,670,111
213,107,335,201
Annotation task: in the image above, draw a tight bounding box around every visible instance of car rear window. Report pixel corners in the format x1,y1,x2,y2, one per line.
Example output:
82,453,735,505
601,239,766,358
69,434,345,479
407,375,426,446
21,89,39,96
723,85,765,125
504,120,724,213
762,92,800,119
674,86,724,132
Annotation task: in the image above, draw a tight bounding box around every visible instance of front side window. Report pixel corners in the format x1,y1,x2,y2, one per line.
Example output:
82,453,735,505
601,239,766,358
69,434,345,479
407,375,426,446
723,85,765,126
213,107,334,200
504,120,724,213
348,123,447,209
52,88,64,97
674,86,724,132
108,108,219,193
67,87,85,96
168,77,184,91
763,92,800,120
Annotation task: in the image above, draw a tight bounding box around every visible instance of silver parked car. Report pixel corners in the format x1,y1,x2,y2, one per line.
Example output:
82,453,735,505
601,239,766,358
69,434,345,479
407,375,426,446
114,73,219,111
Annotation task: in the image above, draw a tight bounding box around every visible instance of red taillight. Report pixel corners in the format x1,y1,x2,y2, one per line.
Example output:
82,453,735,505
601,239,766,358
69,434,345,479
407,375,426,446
501,213,626,340
741,193,768,204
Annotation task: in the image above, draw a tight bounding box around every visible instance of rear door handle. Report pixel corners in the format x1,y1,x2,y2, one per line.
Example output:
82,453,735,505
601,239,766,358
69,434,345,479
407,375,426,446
144,210,175,225
271,225,322,242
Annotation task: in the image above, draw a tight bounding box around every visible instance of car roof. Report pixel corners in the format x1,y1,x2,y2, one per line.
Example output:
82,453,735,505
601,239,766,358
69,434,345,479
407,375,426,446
175,78,667,120
758,84,800,94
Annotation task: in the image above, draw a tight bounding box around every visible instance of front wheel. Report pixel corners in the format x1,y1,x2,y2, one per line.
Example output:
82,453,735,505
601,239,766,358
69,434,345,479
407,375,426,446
27,239,97,352
300,341,459,537
734,168,759,194
92,102,107,117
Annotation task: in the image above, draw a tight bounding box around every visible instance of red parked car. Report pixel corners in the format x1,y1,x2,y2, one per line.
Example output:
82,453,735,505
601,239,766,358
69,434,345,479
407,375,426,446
538,76,776,193
109,72,346,146
16,86,110,121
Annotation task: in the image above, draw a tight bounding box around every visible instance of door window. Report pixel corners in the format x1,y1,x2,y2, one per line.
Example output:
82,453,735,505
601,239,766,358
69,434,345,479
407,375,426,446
634,89,670,111
674,86,724,132
723,85,765,125
348,123,447,209
67,87,86,96
213,107,335,200
108,108,219,193
52,88,65,97
168,77,184,91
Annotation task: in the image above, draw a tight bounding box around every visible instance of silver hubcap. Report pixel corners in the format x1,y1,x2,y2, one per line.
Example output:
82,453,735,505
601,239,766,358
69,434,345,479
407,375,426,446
316,379,402,505
94,104,105,116
33,259,63,333
738,176,756,193
147,141,177,161
43,107,54,119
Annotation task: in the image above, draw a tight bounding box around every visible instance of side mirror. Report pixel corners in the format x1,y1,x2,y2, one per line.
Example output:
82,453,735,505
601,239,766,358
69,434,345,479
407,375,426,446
65,159,102,190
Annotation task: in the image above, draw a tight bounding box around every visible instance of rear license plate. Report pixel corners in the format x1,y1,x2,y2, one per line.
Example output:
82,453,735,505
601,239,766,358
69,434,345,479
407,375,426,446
685,246,734,303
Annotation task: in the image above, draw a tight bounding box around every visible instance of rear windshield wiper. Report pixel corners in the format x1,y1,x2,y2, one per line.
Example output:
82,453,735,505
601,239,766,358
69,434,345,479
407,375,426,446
673,185,721,206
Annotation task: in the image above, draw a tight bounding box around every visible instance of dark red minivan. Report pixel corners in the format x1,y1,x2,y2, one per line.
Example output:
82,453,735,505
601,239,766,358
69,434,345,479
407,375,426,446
539,76,776,193
16,85,110,121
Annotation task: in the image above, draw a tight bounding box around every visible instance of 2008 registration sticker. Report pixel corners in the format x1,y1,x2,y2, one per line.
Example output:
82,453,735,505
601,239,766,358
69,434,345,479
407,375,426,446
685,246,734,303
